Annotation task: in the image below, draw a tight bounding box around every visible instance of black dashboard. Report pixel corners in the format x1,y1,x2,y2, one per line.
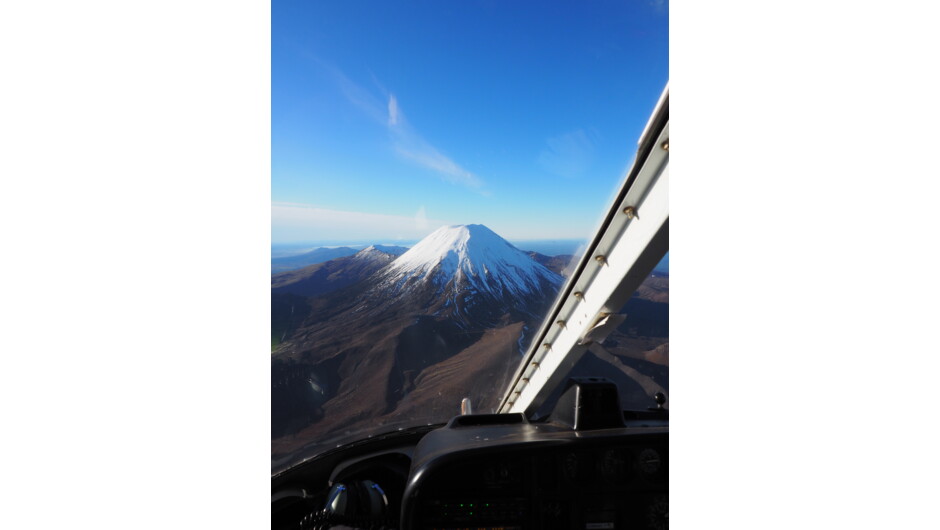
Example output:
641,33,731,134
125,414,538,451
272,416,667,529
273,379,667,529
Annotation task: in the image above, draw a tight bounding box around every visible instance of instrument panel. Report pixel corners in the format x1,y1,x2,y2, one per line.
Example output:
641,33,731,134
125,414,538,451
272,418,668,529
403,420,668,530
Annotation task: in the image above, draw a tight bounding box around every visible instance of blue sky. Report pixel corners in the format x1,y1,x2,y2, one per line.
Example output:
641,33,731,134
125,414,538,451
272,1,668,244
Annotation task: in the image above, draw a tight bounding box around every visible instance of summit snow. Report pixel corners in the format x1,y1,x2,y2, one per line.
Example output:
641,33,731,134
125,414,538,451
380,224,562,297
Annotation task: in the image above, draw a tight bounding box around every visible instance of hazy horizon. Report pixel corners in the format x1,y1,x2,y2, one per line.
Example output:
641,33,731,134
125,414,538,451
272,237,589,259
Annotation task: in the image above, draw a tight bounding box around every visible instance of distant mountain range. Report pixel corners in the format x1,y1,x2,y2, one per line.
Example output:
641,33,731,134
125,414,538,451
271,243,590,275
271,245,408,274
272,245,406,298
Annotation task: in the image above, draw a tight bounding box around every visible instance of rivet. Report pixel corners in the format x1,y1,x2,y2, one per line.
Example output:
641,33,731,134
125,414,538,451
595,255,606,264
542,343,551,350
623,206,636,219
531,362,540,367
521,378,529,383
514,390,521,395
556,320,566,328
573,291,584,300
661,139,669,151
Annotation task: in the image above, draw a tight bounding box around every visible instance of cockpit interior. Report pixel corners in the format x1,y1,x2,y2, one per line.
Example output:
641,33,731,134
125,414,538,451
272,88,669,530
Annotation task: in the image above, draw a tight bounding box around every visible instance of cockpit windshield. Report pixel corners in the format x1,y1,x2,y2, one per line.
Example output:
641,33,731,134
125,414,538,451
272,1,668,473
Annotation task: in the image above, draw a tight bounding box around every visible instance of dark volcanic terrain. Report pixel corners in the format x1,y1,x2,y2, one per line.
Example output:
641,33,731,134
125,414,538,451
271,225,668,466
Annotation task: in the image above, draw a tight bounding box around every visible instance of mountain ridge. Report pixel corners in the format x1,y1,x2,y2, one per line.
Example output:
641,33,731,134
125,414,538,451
271,245,409,274
271,245,404,298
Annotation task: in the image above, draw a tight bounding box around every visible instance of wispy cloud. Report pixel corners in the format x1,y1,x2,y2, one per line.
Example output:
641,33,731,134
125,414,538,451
387,94,399,126
323,62,387,125
272,202,451,243
537,129,597,179
384,94,483,188
317,60,484,191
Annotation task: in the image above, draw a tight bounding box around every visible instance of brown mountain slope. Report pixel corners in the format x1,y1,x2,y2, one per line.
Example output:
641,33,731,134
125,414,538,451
271,321,527,458
386,321,525,420
634,274,668,303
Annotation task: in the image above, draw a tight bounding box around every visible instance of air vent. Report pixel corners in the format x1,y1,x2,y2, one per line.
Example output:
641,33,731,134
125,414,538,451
447,413,527,428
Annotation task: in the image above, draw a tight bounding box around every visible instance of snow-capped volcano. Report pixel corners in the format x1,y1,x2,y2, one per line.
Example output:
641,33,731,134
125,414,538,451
380,224,562,298
273,226,567,441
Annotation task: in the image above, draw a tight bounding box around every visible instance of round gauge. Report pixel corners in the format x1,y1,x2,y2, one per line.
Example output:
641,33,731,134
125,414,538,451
483,465,496,485
599,449,626,481
638,448,662,476
483,462,510,487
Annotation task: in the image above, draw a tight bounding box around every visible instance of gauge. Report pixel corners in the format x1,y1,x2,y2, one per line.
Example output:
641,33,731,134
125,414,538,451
599,449,626,481
638,448,662,476
483,460,513,487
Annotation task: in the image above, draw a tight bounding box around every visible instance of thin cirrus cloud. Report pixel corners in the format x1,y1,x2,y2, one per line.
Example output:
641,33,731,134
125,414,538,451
272,202,449,243
537,129,598,179
385,94,483,189
387,94,399,127
320,60,484,190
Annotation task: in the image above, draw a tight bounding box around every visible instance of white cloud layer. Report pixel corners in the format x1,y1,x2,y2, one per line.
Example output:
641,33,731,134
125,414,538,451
272,202,449,242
